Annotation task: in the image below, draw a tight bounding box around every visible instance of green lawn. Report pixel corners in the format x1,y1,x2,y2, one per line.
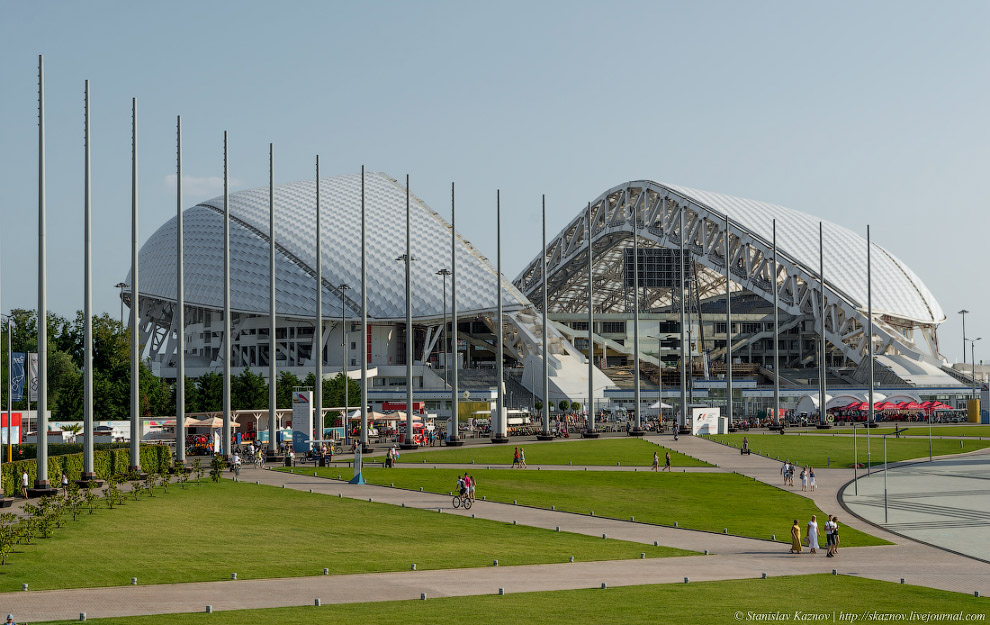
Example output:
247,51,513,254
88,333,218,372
376,438,711,467
34,575,987,625
292,466,887,547
705,433,990,467
809,425,990,437
0,480,689,592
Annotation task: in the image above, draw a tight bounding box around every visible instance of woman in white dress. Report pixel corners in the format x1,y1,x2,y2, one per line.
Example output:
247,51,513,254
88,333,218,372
807,515,820,554
809,467,816,492
800,468,807,491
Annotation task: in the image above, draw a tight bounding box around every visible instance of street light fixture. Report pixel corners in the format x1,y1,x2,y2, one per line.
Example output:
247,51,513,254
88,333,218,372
115,282,128,325
968,337,982,401
436,269,450,389
339,283,350,446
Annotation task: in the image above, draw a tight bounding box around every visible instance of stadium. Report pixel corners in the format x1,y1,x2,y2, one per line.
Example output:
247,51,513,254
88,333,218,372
127,173,975,420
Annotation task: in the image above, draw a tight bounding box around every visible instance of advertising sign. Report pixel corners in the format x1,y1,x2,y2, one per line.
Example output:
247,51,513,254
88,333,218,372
10,353,25,401
291,391,314,452
691,406,721,435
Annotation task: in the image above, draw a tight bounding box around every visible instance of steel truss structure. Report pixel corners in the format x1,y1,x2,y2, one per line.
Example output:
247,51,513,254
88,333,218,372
514,180,944,366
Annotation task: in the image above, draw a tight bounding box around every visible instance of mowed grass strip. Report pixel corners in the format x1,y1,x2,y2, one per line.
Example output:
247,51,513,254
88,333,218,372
33,575,987,625
805,425,990,437
705,433,990,468
304,467,887,546
0,480,689,592
379,437,711,467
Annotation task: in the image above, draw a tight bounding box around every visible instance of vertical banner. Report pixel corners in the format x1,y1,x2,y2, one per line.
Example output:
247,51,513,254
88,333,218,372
10,352,25,401
291,391,313,452
27,352,39,402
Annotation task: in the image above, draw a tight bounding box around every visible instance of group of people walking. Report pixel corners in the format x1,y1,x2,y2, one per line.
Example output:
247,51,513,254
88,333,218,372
651,450,671,472
780,460,816,491
511,447,528,468
790,514,840,557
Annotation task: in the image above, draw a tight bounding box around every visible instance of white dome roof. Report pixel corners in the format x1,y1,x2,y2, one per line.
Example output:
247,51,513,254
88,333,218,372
131,172,530,320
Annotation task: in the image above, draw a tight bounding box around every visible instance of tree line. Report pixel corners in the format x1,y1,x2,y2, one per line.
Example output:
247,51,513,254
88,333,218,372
0,309,360,422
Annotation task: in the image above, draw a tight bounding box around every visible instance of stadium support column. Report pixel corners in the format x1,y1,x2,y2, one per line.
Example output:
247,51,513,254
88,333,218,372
128,97,142,476
222,132,231,458
537,195,554,442
772,220,780,427
33,54,54,494
492,190,509,444
630,194,644,436
725,214,733,424
267,145,280,460
678,204,688,433
314,156,323,450
174,116,186,470
448,183,464,446
81,81,96,482
818,222,828,428
584,202,599,439
400,175,417,450
360,166,370,454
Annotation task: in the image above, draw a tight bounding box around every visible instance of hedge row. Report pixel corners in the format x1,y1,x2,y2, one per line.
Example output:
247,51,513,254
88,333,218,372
8,442,130,461
1,445,173,495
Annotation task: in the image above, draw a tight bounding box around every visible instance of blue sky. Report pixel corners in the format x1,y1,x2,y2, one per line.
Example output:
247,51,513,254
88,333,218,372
1,1,988,364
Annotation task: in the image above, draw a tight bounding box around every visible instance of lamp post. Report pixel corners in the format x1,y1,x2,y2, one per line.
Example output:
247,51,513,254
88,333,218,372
968,337,981,401
398,174,417,450
436,269,450,390
115,283,127,326
339,283,350,446
852,421,858,496
959,310,969,367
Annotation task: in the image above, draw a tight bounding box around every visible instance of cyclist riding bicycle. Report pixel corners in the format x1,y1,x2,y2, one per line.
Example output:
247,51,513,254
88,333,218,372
457,476,467,502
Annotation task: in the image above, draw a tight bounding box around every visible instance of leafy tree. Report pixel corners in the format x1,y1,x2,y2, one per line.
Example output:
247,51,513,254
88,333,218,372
570,401,581,411
276,371,303,409
232,368,268,410
197,372,223,411
558,400,569,412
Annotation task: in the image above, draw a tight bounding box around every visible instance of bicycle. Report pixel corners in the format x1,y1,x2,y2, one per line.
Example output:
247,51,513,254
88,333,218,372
452,493,472,510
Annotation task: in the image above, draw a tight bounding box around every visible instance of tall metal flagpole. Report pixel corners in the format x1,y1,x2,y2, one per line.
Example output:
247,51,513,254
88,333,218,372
128,97,142,475
819,222,827,427
448,183,463,446
314,156,323,449
773,220,780,427
401,175,416,449
867,224,874,474
82,80,95,482
538,195,553,441
35,54,51,491
678,205,688,431
175,115,185,469
492,190,508,443
725,214,733,422
585,202,598,438
222,132,231,458
267,144,278,459
340,283,349,445
360,166,369,453
631,193,643,436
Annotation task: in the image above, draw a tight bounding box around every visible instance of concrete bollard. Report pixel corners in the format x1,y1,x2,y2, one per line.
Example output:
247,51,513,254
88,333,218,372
723,528,727,534
684,577,689,583
569,556,575,562
551,505,555,510
368,498,373,502
772,534,776,541
472,514,475,518
411,563,417,570
674,521,678,527
482,496,486,501
338,493,342,497
313,472,318,477
617,462,620,466
498,588,505,595
630,516,635,522
640,553,646,559
315,599,321,606
832,569,837,575
255,481,259,485
390,483,393,487
493,560,499,566
401,503,405,508
590,511,594,516
231,573,237,580
324,568,329,575
900,578,905,584
22,583,28,591
131,577,138,585
762,572,767,579
513,499,517,504
205,606,213,614
513,520,517,525
704,550,709,555
654,541,659,547
974,591,980,598
438,508,442,513
309,489,313,493
281,484,285,488
602,533,607,539
601,582,607,589
419,487,424,491
556,526,560,532
80,613,86,621
421,593,427,600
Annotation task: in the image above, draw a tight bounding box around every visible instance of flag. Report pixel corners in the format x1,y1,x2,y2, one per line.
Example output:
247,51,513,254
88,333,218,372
28,353,39,402
10,352,25,401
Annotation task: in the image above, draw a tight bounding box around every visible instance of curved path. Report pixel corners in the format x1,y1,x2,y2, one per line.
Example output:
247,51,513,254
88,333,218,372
1,437,987,622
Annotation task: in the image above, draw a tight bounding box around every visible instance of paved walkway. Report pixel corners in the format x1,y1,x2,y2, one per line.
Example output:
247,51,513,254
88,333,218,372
2,436,988,621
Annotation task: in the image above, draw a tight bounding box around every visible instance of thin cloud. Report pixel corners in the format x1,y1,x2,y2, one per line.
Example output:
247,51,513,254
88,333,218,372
164,174,242,200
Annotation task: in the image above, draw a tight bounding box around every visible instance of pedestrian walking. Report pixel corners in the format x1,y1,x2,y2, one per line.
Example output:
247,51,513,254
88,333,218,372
789,519,802,554
468,475,476,501
825,515,836,557
61,471,69,497
800,467,807,491
809,467,816,492
519,447,527,468
662,451,671,472
512,447,520,468
807,515,820,554
20,470,28,499
652,451,659,472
